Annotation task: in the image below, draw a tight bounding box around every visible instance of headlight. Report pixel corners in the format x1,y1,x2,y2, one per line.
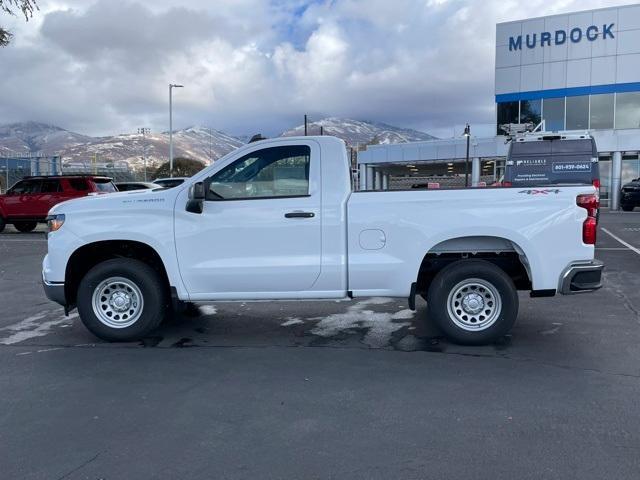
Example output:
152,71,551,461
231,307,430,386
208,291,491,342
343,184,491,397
47,214,65,233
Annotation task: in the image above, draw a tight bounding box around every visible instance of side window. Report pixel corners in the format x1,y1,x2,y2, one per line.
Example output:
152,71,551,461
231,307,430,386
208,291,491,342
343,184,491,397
69,179,89,191
208,145,310,200
8,180,26,194
11,180,41,194
41,179,62,193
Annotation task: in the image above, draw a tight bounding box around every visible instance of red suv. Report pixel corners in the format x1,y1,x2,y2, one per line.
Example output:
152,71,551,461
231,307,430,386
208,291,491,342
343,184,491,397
0,175,116,233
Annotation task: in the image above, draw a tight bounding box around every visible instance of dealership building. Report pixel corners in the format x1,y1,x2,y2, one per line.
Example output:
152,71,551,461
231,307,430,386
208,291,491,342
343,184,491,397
358,4,640,209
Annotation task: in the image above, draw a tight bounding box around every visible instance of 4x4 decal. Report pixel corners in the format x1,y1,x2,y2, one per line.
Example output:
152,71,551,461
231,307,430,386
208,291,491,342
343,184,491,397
518,189,561,195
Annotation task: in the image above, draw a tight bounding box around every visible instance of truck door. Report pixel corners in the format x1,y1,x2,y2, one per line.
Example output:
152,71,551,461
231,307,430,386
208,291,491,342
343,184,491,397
174,141,322,296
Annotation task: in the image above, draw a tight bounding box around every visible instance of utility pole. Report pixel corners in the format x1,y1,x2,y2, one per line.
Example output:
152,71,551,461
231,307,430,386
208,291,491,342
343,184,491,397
209,127,213,162
169,83,184,177
464,124,471,187
304,114,308,136
138,128,150,181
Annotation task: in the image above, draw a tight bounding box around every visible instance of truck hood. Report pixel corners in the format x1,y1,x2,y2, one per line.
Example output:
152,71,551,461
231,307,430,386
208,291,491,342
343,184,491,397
49,187,178,215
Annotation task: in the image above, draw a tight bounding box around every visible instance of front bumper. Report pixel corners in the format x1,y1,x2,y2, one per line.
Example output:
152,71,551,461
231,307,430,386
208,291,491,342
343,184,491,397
559,260,604,294
42,274,66,307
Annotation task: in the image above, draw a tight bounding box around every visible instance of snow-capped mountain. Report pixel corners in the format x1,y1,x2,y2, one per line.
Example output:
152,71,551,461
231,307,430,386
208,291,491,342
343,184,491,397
0,122,244,170
60,126,244,171
0,121,92,154
280,117,436,146
0,118,436,171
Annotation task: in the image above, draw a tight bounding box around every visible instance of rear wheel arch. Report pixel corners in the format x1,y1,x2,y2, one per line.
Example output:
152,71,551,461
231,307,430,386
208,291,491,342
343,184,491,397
416,235,533,297
65,240,171,307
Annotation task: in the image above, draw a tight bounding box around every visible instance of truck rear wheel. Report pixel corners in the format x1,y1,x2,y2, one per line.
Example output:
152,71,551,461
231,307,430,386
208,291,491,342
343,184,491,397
14,221,37,233
426,260,518,345
77,258,167,341
0,217,5,233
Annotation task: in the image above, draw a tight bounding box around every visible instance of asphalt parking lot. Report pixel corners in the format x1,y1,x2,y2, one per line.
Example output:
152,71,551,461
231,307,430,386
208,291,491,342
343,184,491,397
1,212,640,479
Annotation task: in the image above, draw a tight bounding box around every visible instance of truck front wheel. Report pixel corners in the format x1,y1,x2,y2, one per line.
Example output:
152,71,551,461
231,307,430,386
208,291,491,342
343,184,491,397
426,260,518,345
77,258,167,341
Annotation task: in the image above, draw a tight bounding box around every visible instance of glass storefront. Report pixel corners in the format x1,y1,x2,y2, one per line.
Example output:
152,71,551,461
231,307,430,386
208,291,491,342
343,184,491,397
616,92,640,130
520,99,541,125
542,97,565,131
566,96,589,130
622,155,640,184
496,91,640,133
599,157,611,207
590,94,614,129
496,101,519,134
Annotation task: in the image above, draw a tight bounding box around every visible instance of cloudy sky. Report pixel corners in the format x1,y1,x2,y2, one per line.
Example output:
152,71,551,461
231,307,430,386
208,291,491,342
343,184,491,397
0,0,628,137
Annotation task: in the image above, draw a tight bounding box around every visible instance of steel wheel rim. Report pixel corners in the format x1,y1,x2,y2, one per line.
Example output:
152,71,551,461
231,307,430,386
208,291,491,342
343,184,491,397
446,278,502,332
92,276,144,328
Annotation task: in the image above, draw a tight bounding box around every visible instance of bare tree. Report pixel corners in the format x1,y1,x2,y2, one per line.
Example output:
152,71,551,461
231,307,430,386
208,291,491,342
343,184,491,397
1,0,38,47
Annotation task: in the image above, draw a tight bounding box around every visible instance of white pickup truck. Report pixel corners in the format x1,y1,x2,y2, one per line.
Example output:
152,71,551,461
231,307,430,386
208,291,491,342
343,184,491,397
42,136,603,345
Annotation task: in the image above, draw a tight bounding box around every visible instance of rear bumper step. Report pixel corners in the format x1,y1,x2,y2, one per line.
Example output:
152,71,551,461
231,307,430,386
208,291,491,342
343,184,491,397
559,260,604,294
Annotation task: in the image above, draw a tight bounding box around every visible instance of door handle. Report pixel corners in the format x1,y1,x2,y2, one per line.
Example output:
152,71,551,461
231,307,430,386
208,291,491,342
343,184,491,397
284,211,315,218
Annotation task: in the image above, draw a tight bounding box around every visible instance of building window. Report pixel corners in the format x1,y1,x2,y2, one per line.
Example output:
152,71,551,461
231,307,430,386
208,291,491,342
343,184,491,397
566,96,589,130
615,92,640,130
542,97,565,131
496,101,519,134
622,154,640,185
590,93,614,130
598,156,611,207
520,99,541,126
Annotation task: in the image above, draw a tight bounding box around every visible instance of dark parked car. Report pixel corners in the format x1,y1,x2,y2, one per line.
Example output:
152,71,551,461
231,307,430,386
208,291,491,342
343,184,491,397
152,177,188,188
621,178,640,212
115,181,158,192
0,175,116,233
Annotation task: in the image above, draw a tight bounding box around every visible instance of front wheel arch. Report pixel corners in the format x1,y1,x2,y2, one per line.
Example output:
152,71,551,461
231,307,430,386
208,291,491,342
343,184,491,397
65,240,171,307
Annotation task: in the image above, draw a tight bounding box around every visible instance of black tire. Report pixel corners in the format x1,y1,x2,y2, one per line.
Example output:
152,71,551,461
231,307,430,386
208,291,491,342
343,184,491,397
426,259,518,345
77,258,168,341
14,221,37,233
621,205,634,212
0,217,5,234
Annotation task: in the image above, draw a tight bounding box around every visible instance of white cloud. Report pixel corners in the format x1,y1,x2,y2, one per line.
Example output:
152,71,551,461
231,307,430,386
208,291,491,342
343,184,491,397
0,0,629,136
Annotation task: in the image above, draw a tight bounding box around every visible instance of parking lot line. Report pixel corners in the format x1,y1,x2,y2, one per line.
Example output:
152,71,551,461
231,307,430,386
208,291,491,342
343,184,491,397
601,227,640,256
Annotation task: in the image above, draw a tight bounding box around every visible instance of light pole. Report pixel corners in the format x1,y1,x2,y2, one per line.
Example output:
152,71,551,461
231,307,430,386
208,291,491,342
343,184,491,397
463,124,471,187
169,83,184,177
138,128,150,181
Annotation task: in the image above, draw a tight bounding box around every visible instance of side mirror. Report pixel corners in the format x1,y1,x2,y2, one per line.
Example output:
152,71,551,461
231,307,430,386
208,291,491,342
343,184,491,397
190,182,205,201
186,181,205,214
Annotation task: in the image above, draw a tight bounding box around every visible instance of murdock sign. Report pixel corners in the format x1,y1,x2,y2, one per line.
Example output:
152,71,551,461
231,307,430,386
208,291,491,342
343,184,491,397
509,23,614,50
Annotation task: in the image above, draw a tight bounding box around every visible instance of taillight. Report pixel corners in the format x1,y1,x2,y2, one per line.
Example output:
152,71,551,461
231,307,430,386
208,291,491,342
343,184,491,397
577,194,598,218
583,217,597,244
577,193,599,244
592,178,601,190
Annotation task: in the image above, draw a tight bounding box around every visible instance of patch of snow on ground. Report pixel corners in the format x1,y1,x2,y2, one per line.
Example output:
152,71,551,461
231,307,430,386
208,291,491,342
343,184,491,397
0,311,78,345
199,305,218,315
310,298,415,348
281,317,304,327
